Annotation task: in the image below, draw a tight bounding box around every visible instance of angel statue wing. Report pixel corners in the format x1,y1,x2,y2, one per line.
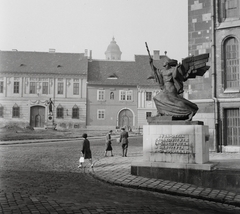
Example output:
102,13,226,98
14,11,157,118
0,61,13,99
179,53,210,80
172,53,210,94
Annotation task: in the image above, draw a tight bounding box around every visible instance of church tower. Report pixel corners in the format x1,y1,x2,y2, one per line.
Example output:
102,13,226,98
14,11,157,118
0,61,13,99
105,37,122,60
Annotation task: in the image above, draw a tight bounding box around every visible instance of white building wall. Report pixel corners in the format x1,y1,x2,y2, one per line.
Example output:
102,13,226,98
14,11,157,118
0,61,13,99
0,75,87,129
137,87,159,128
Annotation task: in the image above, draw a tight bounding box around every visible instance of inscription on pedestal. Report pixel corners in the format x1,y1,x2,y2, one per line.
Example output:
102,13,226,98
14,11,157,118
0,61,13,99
153,134,190,154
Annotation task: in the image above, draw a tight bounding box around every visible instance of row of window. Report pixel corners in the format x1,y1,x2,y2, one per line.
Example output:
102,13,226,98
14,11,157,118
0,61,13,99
97,90,153,101
0,105,152,120
0,82,80,95
0,105,20,118
0,105,80,119
1,82,154,101
97,109,152,120
56,105,79,119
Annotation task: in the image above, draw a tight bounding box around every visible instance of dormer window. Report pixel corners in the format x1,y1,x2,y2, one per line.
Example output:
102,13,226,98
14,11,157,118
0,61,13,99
107,74,118,80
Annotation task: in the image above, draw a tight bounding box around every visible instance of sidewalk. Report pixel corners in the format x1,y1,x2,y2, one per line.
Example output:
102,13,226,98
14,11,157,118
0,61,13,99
89,151,240,208
0,136,104,145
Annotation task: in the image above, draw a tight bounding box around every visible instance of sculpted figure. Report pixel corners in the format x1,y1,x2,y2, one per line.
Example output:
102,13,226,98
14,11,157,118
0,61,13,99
47,98,54,113
149,58,198,121
146,43,210,121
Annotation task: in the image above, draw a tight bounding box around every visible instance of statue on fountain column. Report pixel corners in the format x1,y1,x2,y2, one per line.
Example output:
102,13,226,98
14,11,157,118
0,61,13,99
47,98,54,114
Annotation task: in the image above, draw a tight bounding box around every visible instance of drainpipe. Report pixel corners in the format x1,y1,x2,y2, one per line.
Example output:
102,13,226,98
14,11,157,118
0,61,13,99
53,77,56,125
211,0,220,152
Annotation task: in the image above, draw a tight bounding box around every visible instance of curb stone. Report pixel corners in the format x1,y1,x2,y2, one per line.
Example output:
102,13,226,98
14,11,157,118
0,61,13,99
89,155,240,208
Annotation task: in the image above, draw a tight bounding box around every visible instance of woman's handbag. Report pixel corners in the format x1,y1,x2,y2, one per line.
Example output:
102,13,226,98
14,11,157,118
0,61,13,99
79,156,84,163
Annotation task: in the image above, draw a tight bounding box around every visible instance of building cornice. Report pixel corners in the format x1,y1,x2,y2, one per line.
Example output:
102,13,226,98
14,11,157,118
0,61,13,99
0,72,86,78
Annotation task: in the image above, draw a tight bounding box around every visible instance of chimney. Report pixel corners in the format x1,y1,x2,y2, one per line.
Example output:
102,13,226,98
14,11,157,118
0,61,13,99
49,48,55,53
153,50,160,60
89,50,92,62
84,49,88,57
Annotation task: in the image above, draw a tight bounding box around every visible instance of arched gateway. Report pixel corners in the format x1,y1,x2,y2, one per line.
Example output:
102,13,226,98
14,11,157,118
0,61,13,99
118,109,133,131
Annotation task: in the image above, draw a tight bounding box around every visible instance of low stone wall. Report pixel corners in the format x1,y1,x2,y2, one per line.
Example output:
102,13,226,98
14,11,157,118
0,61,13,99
131,165,240,194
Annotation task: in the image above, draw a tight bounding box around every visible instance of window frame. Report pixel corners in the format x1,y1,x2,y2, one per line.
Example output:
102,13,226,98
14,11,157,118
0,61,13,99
146,112,152,119
73,83,79,95
97,90,105,101
97,109,105,120
0,106,3,117
42,82,48,94
13,81,20,94
219,0,240,22
72,105,79,119
119,90,133,101
56,105,64,118
224,108,240,146
146,92,152,101
225,0,240,19
223,37,239,90
29,82,37,94
12,105,20,118
57,82,64,95
0,81,3,93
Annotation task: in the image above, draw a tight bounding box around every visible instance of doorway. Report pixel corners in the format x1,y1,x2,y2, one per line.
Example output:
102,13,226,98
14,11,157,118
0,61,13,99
30,106,45,128
118,109,133,131
224,108,240,146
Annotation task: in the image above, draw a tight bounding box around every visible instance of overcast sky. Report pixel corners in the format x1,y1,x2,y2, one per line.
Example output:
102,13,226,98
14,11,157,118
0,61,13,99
0,0,188,62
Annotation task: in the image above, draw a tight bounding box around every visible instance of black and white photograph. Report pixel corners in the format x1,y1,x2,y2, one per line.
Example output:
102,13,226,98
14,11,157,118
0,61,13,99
0,0,240,213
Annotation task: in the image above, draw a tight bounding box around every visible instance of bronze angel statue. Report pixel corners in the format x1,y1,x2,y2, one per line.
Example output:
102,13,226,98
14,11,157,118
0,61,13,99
146,42,210,121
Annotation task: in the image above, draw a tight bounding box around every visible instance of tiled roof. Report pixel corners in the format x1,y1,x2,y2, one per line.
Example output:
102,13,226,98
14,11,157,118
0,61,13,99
88,55,170,86
0,51,88,75
134,55,170,86
88,60,137,86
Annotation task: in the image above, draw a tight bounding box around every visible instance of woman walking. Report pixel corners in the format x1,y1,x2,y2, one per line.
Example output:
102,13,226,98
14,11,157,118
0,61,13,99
104,130,114,157
79,133,93,168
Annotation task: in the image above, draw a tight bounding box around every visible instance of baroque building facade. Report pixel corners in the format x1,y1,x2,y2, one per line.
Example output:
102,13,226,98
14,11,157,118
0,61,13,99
188,0,240,152
87,38,167,131
0,50,88,129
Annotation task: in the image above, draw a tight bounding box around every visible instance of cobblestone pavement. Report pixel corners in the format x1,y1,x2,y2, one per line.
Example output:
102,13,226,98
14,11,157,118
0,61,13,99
0,137,240,213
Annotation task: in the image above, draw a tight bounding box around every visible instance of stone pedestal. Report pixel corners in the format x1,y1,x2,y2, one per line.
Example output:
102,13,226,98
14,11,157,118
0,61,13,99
143,122,210,167
131,119,216,185
130,119,240,193
44,113,56,130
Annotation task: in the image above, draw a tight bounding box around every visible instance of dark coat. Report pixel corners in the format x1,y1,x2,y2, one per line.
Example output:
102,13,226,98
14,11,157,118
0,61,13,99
82,138,92,159
105,133,113,151
120,131,129,144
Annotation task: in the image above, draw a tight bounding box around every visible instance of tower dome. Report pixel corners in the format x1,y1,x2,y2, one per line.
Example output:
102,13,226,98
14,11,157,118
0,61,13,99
105,37,122,60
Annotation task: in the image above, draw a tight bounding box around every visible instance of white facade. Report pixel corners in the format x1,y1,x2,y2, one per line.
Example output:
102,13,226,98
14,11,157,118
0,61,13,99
0,51,88,129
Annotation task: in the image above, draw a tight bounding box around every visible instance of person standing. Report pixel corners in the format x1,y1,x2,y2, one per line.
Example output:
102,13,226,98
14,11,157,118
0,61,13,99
79,133,93,168
104,130,114,157
119,128,129,157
